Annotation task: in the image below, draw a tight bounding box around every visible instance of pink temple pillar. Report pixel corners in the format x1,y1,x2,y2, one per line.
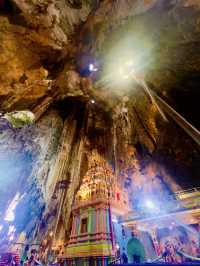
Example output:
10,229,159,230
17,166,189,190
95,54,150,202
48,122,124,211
150,228,161,256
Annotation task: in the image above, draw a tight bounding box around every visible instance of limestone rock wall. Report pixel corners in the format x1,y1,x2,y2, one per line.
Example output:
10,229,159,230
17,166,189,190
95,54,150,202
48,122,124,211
0,110,63,249
13,0,92,49
0,16,51,111
0,0,92,112
25,102,88,250
28,110,63,203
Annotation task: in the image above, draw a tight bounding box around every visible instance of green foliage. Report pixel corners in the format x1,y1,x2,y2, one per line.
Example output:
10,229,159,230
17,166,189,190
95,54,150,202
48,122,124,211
4,111,35,128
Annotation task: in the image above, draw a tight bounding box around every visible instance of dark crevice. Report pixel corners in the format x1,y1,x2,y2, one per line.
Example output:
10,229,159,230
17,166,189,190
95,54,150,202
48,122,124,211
133,106,157,150
0,0,19,14
0,0,29,27
52,97,86,121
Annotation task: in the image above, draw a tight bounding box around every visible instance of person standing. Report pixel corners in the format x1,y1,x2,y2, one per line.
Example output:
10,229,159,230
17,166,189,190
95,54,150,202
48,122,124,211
121,248,128,264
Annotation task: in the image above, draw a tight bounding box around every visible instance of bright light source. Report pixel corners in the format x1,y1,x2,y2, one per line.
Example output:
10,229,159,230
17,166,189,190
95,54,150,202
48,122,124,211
89,63,98,72
4,192,21,222
119,61,134,80
91,99,95,104
5,210,15,222
9,235,14,241
119,67,129,80
137,225,146,231
145,200,155,210
100,58,136,90
100,33,154,93
126,60,134,67
8,225,16,236
116,243,120,250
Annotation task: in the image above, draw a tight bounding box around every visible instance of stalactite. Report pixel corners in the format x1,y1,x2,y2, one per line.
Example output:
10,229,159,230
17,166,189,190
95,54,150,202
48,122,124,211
38,106,88,250
62,136,86,230
32,95,54,121
133,105,157,150
32,114,78,249
112,98,135,181
112,118,118,175
47,116,77,204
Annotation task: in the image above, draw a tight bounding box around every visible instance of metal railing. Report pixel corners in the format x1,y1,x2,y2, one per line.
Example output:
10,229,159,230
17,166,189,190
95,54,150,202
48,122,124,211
119,187,200,223
175,187,200,199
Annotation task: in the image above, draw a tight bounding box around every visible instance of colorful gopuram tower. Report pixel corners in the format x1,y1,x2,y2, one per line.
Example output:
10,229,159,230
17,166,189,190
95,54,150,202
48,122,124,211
65,150,129,265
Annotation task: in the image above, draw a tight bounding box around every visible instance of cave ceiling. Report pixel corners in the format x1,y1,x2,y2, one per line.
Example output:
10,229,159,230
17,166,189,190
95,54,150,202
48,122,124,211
0,0,199,129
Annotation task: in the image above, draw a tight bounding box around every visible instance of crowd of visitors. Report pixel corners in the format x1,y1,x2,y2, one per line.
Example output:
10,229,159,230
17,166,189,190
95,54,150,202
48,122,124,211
161,238,200,263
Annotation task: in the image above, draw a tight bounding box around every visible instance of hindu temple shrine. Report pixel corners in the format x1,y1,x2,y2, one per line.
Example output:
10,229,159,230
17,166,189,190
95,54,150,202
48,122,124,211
0,0,200,265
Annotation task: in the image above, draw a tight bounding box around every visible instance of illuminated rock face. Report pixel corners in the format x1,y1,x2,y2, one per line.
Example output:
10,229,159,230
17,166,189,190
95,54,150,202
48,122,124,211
0,0,92,112
0,16,50,111
0,110,63,249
